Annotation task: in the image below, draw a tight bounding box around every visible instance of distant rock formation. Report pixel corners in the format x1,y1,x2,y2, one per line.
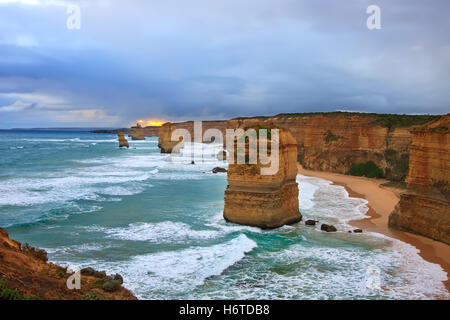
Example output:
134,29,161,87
158,122,183,153
0,228,136,300
128,123,145,140
389,114,450,244
223,126,302,229
117,131,129,148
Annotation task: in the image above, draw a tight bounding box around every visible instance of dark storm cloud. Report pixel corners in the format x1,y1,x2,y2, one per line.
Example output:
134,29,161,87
0,0,449,128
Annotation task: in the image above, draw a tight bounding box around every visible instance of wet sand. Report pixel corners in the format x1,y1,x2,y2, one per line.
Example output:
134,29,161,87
298,164,450,293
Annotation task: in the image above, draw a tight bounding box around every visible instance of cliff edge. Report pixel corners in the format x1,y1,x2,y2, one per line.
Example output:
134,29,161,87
389,114,450,244
0,228,137,300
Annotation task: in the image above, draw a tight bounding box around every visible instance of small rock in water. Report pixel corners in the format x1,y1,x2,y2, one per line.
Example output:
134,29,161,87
212,167,227,174
353,229,363,233
321,224,337,232
305,220,318,226
191,161,195,165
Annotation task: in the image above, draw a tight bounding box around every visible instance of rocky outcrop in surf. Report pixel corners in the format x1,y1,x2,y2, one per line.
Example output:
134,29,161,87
117,131,129,148
158,122,183,153
0,228,136,300
128,123,145,140
389,114,450,244
223,126,302,229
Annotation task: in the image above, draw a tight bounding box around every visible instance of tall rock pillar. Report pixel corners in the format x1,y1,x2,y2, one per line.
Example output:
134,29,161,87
223,126,302,228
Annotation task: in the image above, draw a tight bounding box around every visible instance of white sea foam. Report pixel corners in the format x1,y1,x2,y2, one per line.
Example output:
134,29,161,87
0,173,151,206
93,221,221,242
297,174,370,227
247,236,450,300
43,242,112,256
83,234,257,299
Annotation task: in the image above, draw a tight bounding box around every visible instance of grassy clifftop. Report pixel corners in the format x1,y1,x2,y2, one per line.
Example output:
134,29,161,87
233,112,439,129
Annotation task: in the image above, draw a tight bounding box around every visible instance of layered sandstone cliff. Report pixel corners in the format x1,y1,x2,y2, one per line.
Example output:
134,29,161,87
223,127,302,228
153,113,437,181
117,131,129,148
389,114,450,244
128,123,145,140
228,113,436,181
0,228,136,300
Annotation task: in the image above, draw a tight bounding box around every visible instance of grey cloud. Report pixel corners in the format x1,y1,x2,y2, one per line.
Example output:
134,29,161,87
0,0,449,127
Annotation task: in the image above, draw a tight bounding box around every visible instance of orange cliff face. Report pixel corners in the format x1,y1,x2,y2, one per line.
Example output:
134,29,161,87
228,114,416,180
142,113,438,181
389,114,450,244
405,115,450,195
223,127,302,228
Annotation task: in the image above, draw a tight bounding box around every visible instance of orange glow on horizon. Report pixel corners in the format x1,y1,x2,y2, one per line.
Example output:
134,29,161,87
136,119,166,127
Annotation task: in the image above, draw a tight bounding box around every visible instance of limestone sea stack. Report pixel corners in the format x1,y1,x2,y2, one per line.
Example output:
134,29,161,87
117,131,129,148
223,126,302,228
128,123,146,140
158,122,183,153
389,114,450,244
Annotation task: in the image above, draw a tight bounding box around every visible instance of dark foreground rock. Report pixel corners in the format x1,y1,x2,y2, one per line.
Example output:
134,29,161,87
212,167,227,173
321,224,337,232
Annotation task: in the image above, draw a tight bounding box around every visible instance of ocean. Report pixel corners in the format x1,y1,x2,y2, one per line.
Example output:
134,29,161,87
0,130,448,299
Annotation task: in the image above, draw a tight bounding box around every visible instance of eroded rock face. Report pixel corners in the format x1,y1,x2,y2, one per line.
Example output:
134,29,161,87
158,122,183,153
128,123,145,140
131,112,438,181
389,114,450,244
226,114,433,180
223,127,302,229
117,131,129,148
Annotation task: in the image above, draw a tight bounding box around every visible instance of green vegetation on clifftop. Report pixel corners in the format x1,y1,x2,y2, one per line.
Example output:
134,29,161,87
347,161,384,179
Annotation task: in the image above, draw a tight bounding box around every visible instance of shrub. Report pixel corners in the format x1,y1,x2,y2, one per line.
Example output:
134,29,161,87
347,161,383,179
324,130,340,144
0,278,39,300
21,243,48,263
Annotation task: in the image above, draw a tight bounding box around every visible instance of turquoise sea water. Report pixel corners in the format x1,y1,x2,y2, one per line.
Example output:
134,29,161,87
0,130,448,299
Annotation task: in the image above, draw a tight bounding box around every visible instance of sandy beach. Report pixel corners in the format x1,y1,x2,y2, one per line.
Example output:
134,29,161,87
298,164,450,293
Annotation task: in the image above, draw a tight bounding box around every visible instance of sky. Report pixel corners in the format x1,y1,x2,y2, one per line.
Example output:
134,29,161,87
0,0,449,128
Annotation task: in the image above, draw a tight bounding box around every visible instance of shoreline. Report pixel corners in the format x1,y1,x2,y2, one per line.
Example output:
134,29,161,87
297,164,450,294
